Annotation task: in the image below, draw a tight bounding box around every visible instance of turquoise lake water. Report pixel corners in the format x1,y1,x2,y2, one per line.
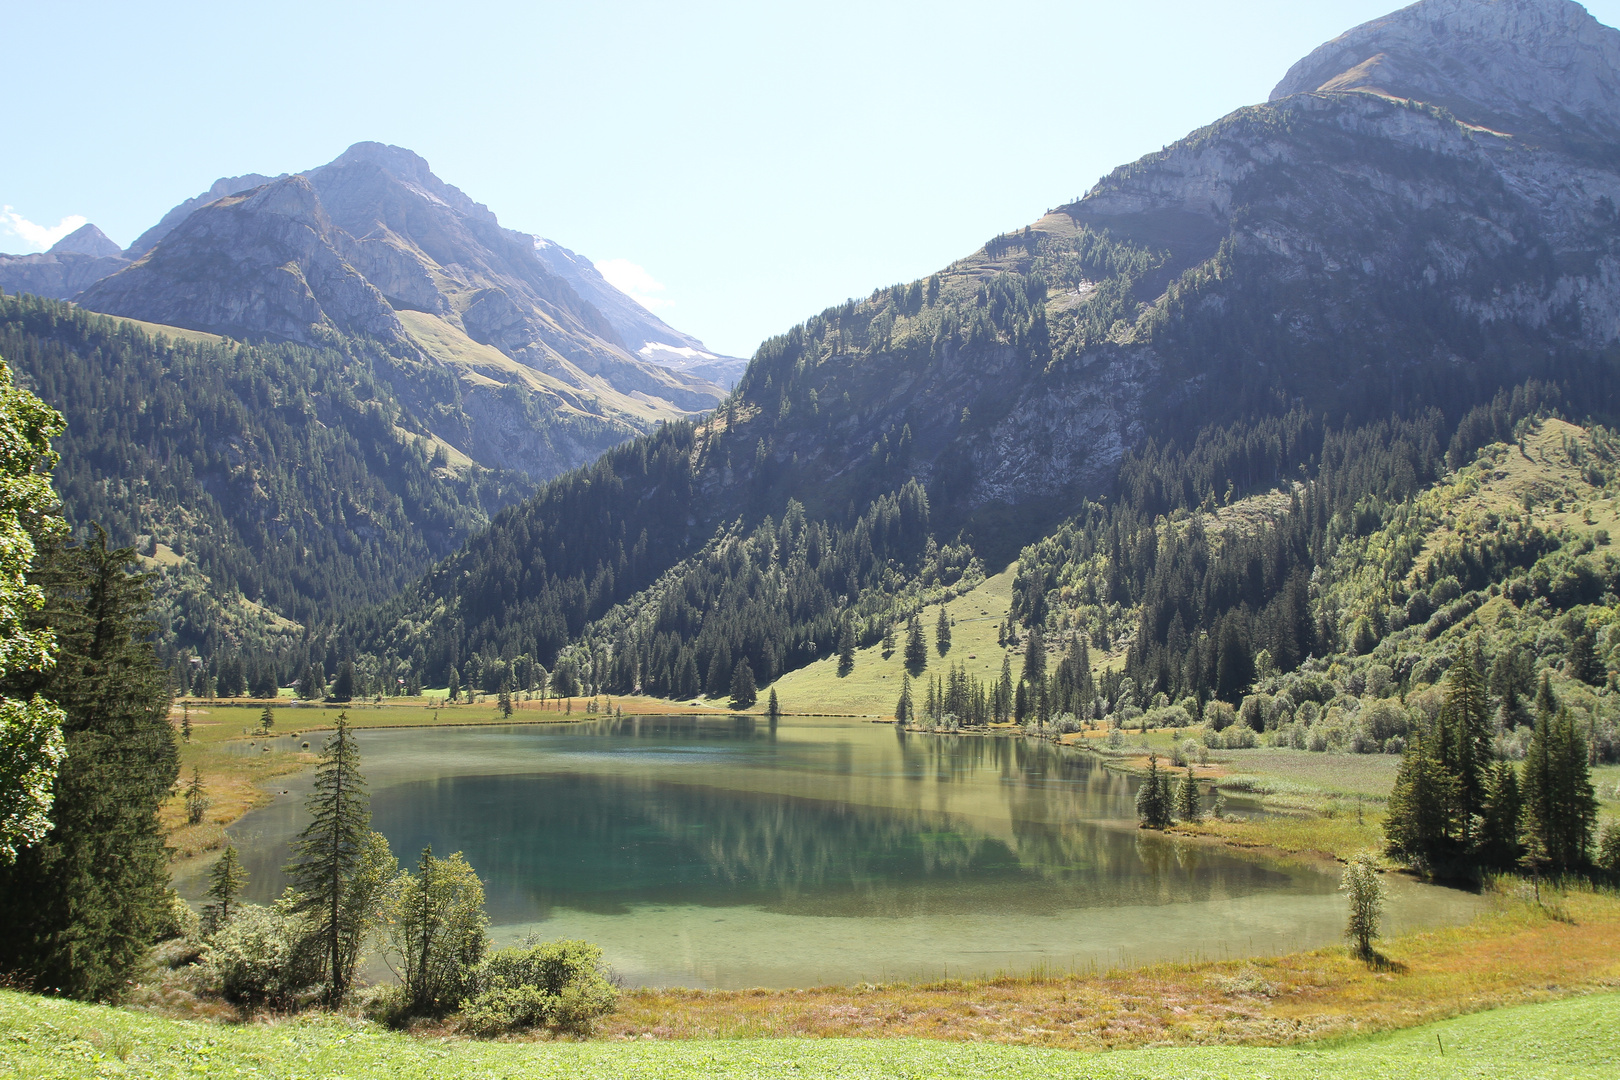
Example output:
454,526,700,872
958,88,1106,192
212,716,1485,988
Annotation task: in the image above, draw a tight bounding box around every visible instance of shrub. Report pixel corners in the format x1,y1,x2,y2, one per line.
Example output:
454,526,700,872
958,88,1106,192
1599,823,1620,875
1170,738,1206,768
1341,851,1386,961
1145,704,1192,729
460,939,618,1037
204,902,322,1008
1360,699,1410,744
154,891,200,943
388,849,488,1017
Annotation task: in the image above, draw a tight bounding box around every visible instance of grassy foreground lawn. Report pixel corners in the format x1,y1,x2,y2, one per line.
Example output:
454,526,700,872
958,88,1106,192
2,988,1615,1079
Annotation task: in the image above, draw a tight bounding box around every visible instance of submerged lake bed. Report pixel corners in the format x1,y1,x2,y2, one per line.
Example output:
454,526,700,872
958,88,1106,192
206,717,1484,989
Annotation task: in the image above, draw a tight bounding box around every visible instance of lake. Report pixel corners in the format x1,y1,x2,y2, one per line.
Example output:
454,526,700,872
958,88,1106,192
208,716,1484,988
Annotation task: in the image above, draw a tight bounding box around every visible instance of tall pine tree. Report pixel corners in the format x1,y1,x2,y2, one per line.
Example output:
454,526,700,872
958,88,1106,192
0,533,177,999
285,712,382,1002
904,613,927,673
1437,640,1491,841
1385,725,1461,868
1521,698,1598,872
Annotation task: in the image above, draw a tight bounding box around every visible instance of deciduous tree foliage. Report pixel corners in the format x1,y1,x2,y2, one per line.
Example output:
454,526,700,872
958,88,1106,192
388,846,488,1017
0,357,66,862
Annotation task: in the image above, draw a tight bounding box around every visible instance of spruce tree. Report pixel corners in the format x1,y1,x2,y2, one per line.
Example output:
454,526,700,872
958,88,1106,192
1385,726,1460,868
330,661,355,703
904,613,927,672
767,688,781,723
1174,763,1201,822
1475,759,1522,870
895,671,913,723
259,706,275,734
996,655,1013,723
1566,624,1603,686
1136,753,1173,829
206,844,248,929
285,712,375,1002
0,533,177,1000
1021,625,1046,686
837,617,856,676
729,658,757,709
1438,640,1491,839
881,622,896,658
185,766,210,825
1521,702,1597,871
935,607,952,656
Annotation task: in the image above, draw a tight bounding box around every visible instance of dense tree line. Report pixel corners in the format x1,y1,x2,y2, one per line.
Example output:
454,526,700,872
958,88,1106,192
552,481,977,699
1012,383,1578,708
1386,646,1599,877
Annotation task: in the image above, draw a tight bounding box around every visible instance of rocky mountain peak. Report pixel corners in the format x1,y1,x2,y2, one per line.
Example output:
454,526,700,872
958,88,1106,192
124,171,284,259
1271,0,1620,140
47,223,122,258
233,174,329,226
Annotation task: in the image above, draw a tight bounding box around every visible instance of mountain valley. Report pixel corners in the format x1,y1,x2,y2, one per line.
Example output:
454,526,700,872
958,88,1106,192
344,0,1620,711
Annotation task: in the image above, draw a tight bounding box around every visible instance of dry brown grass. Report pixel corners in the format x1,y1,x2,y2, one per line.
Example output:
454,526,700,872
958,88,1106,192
598,886,1620,1050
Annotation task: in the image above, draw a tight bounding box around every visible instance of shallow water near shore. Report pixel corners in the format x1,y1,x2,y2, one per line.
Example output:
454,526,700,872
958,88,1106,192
203,716,1485,988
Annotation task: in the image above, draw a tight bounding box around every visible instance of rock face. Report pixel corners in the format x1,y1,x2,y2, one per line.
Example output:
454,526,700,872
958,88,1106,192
70,143,733,478
1272,0,1620,143
0,244,129,301
124,173,285,259
80,176,404,343
688,0,1620,540
942,0,1620,515
49,224,123,259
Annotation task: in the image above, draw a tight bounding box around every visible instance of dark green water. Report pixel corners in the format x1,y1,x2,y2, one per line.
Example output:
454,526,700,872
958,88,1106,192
212,716,1484,988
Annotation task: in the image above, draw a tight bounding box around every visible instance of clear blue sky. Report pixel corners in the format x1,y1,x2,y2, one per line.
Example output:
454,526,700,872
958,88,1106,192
4,0,1618,358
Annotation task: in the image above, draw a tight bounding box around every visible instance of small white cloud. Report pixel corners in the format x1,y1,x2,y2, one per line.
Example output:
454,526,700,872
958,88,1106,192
596,257,675,311
0,206,89,252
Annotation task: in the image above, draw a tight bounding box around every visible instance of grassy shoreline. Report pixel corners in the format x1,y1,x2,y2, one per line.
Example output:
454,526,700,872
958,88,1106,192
593,883,1620,1050
8,891,1618,1077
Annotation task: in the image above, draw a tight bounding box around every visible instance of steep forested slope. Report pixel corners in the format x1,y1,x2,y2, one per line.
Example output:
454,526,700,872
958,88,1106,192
0,293,534,666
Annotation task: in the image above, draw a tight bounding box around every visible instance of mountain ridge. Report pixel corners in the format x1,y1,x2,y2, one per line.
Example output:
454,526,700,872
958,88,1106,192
343,0,1620,694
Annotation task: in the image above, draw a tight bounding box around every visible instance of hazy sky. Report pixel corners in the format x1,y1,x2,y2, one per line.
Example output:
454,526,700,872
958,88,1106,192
5,0,1618,358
